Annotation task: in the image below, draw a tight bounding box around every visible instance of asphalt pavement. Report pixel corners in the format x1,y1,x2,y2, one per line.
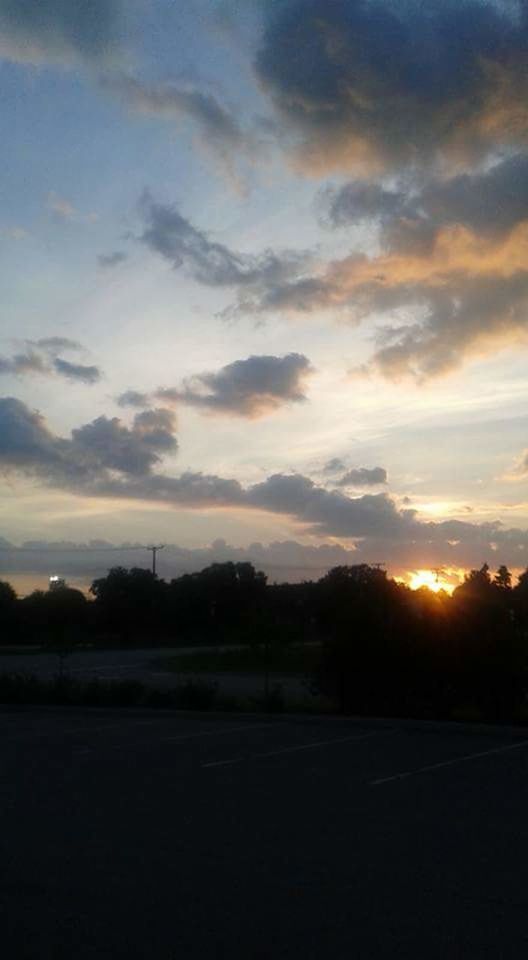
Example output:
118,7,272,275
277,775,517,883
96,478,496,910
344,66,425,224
2,708,528,958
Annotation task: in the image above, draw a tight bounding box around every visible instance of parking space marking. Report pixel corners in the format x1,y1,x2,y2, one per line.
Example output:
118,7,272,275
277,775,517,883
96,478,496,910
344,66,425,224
371,738,528,785
202,728,396,768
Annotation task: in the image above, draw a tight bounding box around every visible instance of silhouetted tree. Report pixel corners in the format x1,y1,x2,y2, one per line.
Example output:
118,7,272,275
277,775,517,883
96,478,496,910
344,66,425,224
494,565,512,590
90,567,167,639
0,554,525,722
0,580,17,640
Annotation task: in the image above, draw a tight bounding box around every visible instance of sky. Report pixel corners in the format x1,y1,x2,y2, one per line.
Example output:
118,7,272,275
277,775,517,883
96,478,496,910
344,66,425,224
2,0,528,593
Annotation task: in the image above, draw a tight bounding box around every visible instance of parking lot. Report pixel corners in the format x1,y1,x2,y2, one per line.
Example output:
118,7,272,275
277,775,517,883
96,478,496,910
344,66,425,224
2,708,528,958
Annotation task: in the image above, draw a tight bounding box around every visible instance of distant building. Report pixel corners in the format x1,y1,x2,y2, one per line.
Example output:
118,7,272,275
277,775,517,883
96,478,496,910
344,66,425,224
49,575,66,592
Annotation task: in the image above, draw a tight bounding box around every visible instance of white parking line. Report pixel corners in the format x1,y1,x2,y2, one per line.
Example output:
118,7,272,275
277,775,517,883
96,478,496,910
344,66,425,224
202,728,396,768
371,738,528,785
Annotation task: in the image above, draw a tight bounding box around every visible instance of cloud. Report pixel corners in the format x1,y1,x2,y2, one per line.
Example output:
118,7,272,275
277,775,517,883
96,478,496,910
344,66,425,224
71,409,177,476
53,358,101,384
322,181,408,228
238,208,528,379
503,447,528,481
323,457,346,474
0,0,122,68
97,250,127,268
2,532,527,588
47,192,98,223
0,398,178,484
116,390,150,409
255,0,528,175
361,271,528,380
0,339,102,384
8,351,49,376
324,153,528,243
0,536,369,585
104,73,258,186
138,191,310,290
131,408,178,449
138,161,528,381
35,337,84,353
0,398,63,470
157,353,314,418
3,396,528,571
245,473,409,538
337,467,387,487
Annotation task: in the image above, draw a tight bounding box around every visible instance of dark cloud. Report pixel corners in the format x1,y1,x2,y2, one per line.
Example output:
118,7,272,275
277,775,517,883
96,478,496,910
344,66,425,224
337,467,387,487
53,358,101,384
363,271,528,380
9,351,48,376
71,409,178,477
0,537,372,586
34,337,83,353
324,153,528,244
0,350,53,377
246,473,409,538
0,398,64,470
139,192,249,285
0,0,121,67
0,398,177,484
83,468,412,541
104,74,256,184
0,340,101,384
131,409,178,450
132,177,528,381
116,390,150,409
323,182,408,228
96,470,245,508
410,153,528,240
237,158,528,379
3,396,528,569
157,353,314,418
3,531,528,589
138,191,309,291
97,250,127,268
255,0,528,174
322,457,346,474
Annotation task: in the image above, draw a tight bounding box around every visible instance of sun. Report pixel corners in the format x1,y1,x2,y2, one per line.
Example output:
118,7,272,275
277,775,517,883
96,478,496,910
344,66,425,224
408,569,453,594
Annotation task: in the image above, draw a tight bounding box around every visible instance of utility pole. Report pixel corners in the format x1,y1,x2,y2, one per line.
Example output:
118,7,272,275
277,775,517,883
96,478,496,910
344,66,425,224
146,544,164,576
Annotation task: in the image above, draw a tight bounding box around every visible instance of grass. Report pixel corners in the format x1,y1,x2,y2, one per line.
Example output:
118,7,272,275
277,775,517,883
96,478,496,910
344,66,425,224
0,672,327,713
151,643,322,676
0,671,526,724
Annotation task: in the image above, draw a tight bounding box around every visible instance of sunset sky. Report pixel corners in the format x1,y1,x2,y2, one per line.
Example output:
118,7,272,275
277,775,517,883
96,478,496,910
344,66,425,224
2,0,528,592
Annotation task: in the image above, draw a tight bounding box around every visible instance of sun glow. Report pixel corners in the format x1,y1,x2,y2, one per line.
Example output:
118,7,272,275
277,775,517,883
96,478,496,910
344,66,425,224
408,569,455,594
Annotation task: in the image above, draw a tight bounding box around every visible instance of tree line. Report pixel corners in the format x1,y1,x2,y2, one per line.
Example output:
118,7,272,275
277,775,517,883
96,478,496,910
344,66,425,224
1,561,528,720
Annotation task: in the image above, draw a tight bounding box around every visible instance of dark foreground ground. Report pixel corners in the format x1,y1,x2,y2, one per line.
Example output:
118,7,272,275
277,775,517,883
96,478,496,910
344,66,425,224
2,709,528,959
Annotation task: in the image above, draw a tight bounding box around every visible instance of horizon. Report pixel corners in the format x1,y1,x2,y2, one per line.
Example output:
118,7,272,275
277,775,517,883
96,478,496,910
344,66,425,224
0,535,521,598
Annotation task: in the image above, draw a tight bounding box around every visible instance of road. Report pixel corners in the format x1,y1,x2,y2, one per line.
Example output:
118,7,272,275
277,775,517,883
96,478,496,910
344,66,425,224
2,708,528,957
